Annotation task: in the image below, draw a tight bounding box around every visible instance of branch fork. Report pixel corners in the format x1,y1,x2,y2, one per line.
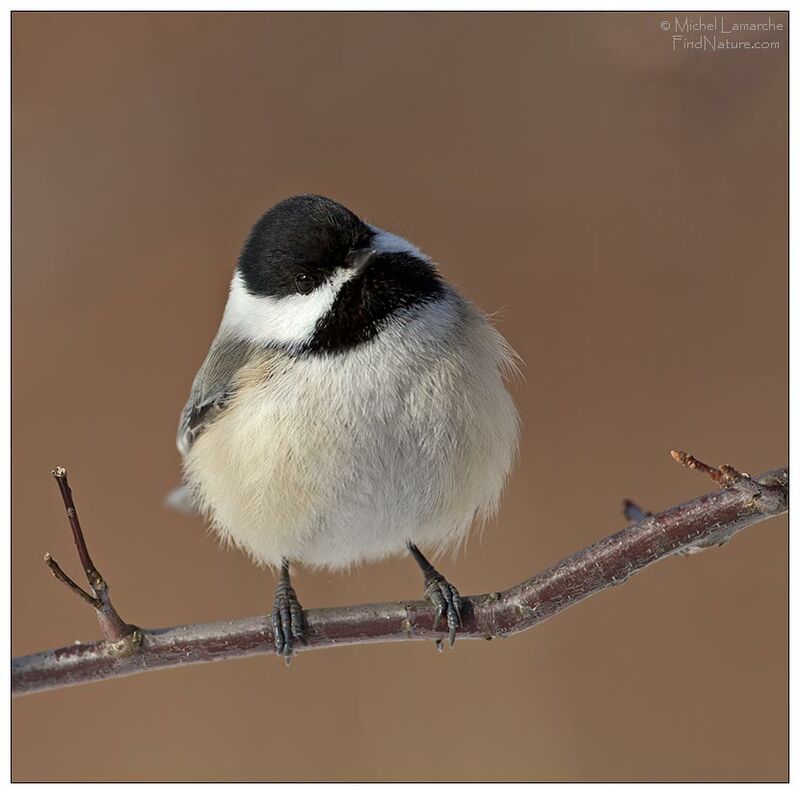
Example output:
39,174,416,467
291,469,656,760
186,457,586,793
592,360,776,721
44,467,141,655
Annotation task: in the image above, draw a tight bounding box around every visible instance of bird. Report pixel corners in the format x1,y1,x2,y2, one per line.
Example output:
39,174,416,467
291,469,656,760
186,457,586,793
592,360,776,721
175,194,520,662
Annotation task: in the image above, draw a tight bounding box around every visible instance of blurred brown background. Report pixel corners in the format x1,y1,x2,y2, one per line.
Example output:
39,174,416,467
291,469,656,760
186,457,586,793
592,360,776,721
11,11,787,782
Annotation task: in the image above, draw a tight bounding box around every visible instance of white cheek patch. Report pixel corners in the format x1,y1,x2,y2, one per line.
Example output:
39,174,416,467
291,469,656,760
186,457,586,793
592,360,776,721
222,270,355,348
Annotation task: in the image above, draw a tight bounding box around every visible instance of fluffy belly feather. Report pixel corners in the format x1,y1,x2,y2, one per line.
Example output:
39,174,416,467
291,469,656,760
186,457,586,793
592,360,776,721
184,297,519,570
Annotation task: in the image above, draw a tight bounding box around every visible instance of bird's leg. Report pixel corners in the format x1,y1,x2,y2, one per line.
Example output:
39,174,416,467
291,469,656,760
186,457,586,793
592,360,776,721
407,542,463,647
271,560,304,664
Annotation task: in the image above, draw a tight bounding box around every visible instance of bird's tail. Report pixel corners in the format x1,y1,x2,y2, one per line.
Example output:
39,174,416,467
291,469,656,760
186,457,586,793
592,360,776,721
164,483,198,515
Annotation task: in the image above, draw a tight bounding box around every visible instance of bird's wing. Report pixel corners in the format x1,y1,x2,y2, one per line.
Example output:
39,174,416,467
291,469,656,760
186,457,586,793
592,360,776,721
176,334,258,457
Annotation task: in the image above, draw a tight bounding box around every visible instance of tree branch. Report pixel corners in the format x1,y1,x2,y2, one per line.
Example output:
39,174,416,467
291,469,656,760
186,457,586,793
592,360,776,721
12,455,788,697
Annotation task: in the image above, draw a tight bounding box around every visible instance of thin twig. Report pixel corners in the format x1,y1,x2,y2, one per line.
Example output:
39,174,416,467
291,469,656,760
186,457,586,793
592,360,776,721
11,459,788,697
622,500,651,523
45,467,139,647
43,553,99,608
670,450,749,486
51,467,102,588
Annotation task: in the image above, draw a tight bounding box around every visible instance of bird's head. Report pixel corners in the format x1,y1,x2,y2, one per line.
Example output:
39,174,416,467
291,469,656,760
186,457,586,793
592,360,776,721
223,195,444,353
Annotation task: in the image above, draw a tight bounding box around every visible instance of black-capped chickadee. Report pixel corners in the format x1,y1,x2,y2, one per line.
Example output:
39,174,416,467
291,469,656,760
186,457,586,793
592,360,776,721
175,195,519,661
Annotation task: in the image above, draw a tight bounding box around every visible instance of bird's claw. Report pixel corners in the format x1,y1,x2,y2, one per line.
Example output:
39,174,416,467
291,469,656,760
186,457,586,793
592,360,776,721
424,573,463,648
272,580,304,664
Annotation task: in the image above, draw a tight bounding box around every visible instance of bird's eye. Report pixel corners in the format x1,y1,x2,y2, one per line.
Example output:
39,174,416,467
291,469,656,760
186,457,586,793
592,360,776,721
294,273,316,294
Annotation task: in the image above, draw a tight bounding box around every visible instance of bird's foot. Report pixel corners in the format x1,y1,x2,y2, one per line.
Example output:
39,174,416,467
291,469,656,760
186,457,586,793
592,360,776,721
271,564,304,665
407,543,464,648
423,570,463,648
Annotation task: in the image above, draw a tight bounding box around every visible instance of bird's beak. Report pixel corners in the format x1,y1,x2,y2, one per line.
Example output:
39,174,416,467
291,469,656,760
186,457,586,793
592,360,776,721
345,246,377,272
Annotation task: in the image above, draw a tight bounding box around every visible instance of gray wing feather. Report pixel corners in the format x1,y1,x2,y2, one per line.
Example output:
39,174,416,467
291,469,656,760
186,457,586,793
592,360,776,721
177,334,256,457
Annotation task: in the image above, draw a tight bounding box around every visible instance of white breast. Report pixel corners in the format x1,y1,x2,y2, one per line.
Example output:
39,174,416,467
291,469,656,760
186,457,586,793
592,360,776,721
183,292,519,571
